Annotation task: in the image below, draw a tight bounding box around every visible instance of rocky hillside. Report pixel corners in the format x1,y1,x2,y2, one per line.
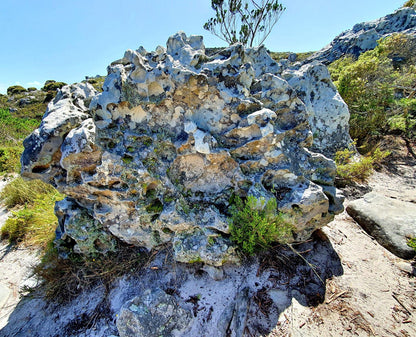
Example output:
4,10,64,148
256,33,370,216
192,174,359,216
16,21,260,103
307,6,416,64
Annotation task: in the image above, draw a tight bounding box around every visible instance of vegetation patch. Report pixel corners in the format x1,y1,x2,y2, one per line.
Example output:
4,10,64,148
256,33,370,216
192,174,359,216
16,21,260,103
0,178,64,249
328,34,416,150
229,195,294,255
34,241,150,302
334,146,390,185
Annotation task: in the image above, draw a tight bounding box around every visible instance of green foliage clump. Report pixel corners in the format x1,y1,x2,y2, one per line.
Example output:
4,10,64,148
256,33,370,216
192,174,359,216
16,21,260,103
328,34,416,147
0,108,39,145
42,80,67,92
407,237,416,251
229,195,294,255
7,85,27,96
204,0,285,47
403,0,416,8
0,178,64,248
335,146,390,185
0,146,23,173
0,108,40,174
83,76,105,92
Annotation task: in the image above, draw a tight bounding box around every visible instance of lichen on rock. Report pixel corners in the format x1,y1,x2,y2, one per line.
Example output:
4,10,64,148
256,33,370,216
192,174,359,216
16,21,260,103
21,31,350,265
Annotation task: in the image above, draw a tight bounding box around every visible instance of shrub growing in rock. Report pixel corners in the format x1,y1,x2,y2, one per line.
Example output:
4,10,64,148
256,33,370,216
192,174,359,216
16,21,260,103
42,80,67,92
229,195,294,255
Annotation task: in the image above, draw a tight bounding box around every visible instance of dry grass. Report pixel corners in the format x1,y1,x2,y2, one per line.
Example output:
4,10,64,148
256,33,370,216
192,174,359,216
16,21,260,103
34,241,153,303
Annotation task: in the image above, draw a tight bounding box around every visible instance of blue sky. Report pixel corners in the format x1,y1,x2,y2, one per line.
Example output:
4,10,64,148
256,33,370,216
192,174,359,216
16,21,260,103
0,0,405,94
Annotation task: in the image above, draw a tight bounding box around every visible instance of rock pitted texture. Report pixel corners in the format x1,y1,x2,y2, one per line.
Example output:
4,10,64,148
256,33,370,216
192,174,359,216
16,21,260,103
21,32,349,265
308,7,416,64
347,192,416,259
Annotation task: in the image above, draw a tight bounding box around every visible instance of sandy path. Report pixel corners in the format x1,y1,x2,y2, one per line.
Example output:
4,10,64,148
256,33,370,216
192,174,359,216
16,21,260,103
0,176,41,330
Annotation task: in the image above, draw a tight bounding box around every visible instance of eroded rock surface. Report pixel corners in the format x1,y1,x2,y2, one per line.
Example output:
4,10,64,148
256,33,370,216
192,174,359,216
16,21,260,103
308,7,416,64
21,32,349,265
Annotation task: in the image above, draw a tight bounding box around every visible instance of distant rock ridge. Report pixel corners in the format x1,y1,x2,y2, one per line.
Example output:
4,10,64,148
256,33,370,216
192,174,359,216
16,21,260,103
21,32,351,266
308,6,416,64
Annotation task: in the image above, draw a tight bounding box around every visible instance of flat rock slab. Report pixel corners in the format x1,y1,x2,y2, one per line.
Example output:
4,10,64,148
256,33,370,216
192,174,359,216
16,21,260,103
347,192,416,259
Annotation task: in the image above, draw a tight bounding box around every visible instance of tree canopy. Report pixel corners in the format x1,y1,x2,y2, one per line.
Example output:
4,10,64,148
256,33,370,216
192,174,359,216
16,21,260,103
203,0,285,47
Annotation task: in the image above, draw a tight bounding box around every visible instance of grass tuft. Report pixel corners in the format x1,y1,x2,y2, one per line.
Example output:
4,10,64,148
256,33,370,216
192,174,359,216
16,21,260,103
0,178,64,249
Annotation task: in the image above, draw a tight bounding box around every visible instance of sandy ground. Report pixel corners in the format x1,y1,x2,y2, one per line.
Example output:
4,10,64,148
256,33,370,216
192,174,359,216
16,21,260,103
0,176,41,330
0,145,415,336
271,144,416,337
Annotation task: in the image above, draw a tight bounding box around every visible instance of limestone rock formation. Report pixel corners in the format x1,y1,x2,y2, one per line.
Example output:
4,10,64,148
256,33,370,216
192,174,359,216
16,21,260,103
21,32,349,265
308,7,416,64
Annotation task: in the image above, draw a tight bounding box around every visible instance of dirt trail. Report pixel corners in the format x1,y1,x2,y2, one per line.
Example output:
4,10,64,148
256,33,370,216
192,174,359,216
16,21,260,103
271,144,416,337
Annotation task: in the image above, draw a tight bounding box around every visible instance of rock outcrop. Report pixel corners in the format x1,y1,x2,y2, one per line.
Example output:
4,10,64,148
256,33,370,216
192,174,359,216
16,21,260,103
308,7,416,64
21,32,350,265
347,192,416,259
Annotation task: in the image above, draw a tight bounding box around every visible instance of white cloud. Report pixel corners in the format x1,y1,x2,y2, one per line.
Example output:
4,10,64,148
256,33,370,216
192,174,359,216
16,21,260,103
27,81,41,87
0,84,7,95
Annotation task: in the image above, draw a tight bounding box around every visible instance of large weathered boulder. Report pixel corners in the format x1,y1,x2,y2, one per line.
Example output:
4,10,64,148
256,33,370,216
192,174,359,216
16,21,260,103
347,192,416,259
21,32,349,265
308,7,416,64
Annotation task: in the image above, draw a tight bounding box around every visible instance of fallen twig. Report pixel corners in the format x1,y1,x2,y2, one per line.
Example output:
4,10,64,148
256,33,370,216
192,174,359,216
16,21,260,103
392,293,412,316
326,290,348,304
287,243,324,284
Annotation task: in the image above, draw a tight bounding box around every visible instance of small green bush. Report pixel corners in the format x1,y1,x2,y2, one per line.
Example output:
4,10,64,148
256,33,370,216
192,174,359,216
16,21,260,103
404,0,415,8
407,237,416,251
328,34,416,147
335,146,390,184
0,146,22,174
42,80,67,92
7,85,27,96
27,87,38,92
229,195,294,255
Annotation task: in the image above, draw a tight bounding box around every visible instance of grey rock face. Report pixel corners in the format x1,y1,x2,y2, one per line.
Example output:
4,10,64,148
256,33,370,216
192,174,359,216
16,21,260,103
21,32,349,265
117,289,193,337
308,7,416,64
283,61,351,158
347,192,416,259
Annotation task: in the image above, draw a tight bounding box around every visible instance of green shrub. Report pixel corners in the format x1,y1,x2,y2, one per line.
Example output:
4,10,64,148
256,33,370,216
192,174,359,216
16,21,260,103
0,108,39,146
335,146,390,185
0,146,23,174
27,87,38,92
404,0,416,8
7,85,27,96
42,80,67,92
407,237,416,251
229,195,294,255
328,34,416,147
